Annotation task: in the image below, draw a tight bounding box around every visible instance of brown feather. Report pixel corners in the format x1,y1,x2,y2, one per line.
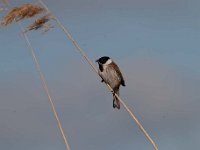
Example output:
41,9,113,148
109,62,125,86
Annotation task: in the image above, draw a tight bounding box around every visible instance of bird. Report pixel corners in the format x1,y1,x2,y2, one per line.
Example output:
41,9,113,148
96,56,125,109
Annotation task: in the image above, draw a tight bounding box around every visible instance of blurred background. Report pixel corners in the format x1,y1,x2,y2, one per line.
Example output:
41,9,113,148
0,0,200,149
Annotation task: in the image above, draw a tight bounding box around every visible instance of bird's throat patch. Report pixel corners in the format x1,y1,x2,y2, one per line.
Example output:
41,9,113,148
99,64,103,72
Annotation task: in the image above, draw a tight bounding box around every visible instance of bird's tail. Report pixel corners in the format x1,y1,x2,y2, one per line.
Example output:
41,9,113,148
113,90,120,109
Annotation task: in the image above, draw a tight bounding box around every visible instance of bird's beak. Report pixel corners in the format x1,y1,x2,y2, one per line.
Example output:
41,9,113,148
96,59,99,63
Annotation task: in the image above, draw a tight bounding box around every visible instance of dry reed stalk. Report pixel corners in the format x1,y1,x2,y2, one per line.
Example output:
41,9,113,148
39,1,158,150
1,3,45,26
2,1,71,150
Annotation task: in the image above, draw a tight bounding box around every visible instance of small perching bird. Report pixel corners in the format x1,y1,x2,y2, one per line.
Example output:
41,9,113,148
96,56,125,109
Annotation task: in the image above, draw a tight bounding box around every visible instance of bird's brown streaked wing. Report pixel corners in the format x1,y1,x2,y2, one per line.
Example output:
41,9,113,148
110,62,125,86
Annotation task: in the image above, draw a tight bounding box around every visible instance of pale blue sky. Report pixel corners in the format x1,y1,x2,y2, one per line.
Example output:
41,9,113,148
0,0,200,150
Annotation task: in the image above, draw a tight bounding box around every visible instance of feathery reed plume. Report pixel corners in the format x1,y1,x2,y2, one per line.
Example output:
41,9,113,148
1,3,45,26
0,7,19,25
16,4,45,21
26,15,49,31
25,15,55,34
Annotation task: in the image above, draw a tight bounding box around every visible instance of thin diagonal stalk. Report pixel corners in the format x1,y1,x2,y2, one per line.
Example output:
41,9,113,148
3,1,71,150
39,0,158,150
19,23,71,150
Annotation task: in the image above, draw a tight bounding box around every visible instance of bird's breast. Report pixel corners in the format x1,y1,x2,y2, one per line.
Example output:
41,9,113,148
98,67,121,89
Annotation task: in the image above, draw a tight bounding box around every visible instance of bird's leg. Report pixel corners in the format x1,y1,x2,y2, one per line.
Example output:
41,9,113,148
111,90,115,94
112,93,117,108
113,98,116,108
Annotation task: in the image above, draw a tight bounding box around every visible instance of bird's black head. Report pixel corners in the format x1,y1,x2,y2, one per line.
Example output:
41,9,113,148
96,56,110,64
